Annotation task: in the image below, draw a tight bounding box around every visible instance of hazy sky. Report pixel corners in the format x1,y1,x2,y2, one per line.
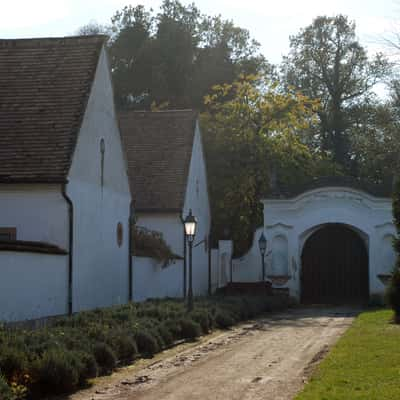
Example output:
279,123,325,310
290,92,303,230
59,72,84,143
1,0,398,65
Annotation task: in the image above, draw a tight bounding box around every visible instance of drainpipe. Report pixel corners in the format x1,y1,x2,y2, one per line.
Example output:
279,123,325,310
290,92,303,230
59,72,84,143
62,184,73,316
208,233,212,295
128,202,134,302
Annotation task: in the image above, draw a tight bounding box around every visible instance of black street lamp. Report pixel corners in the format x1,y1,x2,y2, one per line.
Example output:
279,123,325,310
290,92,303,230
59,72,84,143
258,232,267,281
184,209,198,312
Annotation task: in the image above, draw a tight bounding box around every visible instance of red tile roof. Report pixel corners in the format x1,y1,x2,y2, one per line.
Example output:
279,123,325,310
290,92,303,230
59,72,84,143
0,35,106,183
119,110,197,212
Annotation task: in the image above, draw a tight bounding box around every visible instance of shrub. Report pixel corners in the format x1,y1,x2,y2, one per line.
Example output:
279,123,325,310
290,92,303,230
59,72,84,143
388,177,400,323
77,352,98,382
92,343,117,374
0,347,27,380
157,325,174,347
190,310,211,334
0,375,14,400
179,319,201,339
33,349,83,394
386,268,400,322
215,311,235,329
135,331,159,356
108,334,138,362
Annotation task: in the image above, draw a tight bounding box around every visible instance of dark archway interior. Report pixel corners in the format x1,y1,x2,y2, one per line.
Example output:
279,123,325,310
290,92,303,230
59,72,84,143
301,224,369,305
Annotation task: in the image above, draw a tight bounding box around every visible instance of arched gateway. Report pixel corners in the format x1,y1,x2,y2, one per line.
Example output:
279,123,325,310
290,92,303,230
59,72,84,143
301,224,369,304
232,177,395,304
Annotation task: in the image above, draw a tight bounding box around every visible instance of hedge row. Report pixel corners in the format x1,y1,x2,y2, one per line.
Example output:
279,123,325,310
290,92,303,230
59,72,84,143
0,295,287,399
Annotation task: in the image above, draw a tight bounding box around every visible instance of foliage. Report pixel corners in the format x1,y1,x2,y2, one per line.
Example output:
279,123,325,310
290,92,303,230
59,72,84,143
179,319,202,339
132,225,181,265
201,74,335,255
92,343,117,373
386,177,400,322
0,375,15,400
215,311,235,329
79,0,267,109
0,296,288,398
349,101,400,183
32,349,83,394
134,330,159,356
296,309,400,399
281,15,390,170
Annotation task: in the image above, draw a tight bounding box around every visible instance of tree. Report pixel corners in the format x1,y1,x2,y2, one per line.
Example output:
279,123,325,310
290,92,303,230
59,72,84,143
281,15,390,170
349,100,400,183
201,75,332,255
76,21,111,36
80,0,267,109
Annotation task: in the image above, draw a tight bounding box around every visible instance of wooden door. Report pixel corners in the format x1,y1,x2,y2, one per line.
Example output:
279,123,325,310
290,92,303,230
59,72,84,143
301,224,369,304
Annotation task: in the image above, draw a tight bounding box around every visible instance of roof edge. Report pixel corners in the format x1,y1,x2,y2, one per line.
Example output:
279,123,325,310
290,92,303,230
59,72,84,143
262,176,393,200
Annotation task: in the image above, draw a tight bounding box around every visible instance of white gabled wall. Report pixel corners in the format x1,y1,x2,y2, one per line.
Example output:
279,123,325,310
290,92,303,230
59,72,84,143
67,46,131,312
182,121,211,295
0,184,68,248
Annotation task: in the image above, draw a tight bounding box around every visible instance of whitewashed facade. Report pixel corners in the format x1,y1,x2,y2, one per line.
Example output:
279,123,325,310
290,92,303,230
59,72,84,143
0,37,131,321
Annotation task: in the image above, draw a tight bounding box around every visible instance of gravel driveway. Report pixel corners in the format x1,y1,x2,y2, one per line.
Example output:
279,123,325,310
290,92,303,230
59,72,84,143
69,307,357,400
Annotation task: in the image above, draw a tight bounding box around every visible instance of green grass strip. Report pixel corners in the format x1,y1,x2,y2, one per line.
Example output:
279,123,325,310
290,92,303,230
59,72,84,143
296,309,400,400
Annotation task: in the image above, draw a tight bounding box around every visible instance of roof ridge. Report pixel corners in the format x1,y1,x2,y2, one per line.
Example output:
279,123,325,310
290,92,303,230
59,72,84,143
0,35,107,48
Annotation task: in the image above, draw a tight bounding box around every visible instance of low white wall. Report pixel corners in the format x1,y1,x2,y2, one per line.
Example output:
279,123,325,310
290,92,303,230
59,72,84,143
0,252,68,322
133,256,184,302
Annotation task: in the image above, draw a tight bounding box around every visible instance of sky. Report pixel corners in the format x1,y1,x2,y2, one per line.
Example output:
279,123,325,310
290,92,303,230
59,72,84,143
1,0,398,66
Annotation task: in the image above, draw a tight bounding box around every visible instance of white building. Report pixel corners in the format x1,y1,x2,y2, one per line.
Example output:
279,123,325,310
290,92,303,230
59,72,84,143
119,110,211,299
233,177,395,304
0,36,132,321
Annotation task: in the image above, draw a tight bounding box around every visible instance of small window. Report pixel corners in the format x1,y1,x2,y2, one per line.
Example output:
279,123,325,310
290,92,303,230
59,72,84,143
117,222,123,247
100,138,105,187
0,228,16,241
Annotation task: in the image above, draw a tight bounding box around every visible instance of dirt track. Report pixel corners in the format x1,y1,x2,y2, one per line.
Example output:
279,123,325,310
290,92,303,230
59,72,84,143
69,307,357,400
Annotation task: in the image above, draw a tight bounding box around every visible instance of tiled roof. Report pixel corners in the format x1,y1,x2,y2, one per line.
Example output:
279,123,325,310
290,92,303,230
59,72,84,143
119,110,197,212
0,35,106,183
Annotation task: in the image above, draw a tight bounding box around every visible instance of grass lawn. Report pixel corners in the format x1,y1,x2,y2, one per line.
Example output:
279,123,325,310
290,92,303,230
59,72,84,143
296,309,400,400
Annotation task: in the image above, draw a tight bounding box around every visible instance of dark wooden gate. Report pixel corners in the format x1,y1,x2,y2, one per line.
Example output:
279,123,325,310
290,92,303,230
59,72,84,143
301,224,369,304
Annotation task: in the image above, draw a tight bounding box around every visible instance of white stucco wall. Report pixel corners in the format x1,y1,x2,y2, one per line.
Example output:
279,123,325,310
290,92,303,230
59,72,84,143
132,256,183,301
0,252,68,321
0,184,68,248
182,122,211,296
233,187,396,302
67,46,131,312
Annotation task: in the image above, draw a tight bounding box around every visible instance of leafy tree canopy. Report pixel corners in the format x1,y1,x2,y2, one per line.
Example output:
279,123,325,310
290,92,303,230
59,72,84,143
281,15,390,170
201,75,337,255
79,1,269,109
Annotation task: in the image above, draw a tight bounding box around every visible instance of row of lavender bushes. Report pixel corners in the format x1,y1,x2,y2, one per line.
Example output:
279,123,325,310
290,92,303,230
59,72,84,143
0,295,288,399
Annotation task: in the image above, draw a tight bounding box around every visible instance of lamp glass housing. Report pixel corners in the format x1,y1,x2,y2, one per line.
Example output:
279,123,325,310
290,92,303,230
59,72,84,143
184,209,198,242
258,232,267,255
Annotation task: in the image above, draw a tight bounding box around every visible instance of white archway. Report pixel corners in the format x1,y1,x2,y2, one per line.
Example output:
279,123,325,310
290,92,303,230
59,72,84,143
232,180,395,303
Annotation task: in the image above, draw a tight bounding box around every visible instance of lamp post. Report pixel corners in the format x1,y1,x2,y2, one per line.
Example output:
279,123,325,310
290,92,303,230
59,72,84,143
184,209,198,312
258,232,267,281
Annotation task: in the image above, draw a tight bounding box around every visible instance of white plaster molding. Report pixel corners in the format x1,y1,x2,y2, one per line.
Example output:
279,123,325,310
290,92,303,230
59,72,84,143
266,222,293,230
